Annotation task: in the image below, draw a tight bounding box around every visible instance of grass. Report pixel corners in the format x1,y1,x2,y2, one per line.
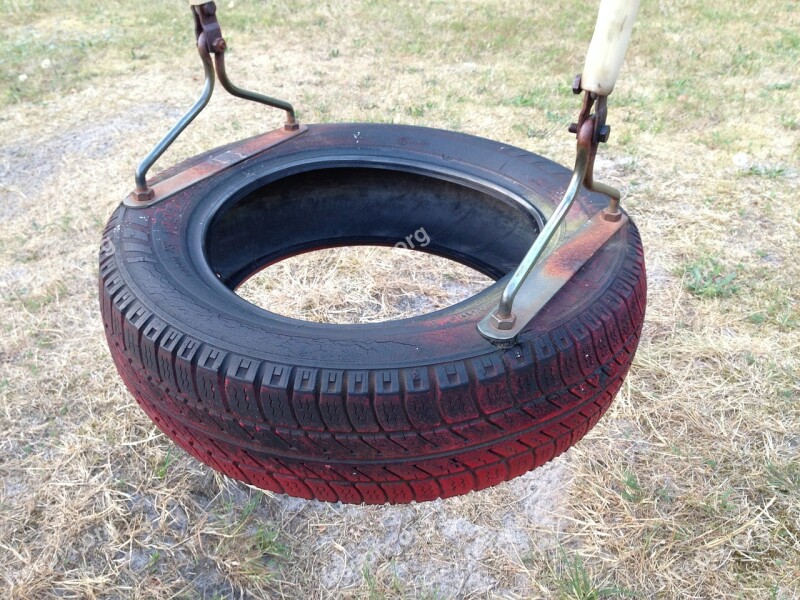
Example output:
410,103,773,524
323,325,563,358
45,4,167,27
0,0,799,598
551,550,632,600
680,256,739,298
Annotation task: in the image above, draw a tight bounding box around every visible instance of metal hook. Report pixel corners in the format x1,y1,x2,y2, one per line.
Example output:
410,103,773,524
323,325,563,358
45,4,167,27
133,36,215,200
478,76,624,342
132,1,297,201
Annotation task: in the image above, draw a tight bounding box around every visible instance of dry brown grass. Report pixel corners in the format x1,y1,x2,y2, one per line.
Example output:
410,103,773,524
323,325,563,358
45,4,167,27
1,0,798,598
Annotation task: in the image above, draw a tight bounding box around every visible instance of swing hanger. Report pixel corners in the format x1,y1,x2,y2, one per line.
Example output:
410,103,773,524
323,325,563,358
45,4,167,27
131,0,300,204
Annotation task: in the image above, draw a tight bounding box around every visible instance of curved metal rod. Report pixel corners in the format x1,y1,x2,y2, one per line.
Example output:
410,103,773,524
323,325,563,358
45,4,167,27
135,38,216,193
494,124,592,320
214,51,297,127
587,179,620,213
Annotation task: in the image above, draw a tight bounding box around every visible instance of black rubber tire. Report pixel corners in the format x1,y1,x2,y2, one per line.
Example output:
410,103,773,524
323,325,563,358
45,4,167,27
100,123,646,504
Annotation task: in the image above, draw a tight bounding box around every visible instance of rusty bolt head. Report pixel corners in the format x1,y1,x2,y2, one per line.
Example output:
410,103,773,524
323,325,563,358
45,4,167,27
213,38,227,53
132,187,155,203
597,124,611,144
602,208,622,222
284,121,301,132
489,311,517,331
572,74,583,95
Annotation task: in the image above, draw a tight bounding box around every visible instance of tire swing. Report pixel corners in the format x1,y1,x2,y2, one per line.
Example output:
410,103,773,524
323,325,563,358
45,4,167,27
100,0,646,504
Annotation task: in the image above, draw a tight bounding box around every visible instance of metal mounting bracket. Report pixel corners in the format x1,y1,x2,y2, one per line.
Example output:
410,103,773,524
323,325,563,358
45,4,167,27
129,1,299,206
477,209,627,342
478,76,625,343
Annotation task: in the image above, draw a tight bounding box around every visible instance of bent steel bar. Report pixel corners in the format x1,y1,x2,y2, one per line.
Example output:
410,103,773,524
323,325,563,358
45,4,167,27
496,123,592,322
124,125,307,208
214,51,298,130
131,1,298,202
133,37,215,201
478,114,625,343
477,211,628,343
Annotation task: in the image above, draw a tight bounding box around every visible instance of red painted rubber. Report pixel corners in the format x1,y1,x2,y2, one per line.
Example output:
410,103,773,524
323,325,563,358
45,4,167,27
100,124,646,504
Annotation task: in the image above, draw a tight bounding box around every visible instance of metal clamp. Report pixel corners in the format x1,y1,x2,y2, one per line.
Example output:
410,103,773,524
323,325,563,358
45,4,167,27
478,75,626,343
131,1,299,204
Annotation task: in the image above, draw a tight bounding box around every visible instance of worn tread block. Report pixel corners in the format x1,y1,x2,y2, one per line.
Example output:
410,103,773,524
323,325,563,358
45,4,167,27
452,420,501,444
474,462,508,491
434,362,479,423
250,425,292,452
420,427,467,452
140,317,166,374
318,370,351,432
259,363,296,427
273,474,314,500
174,337,200,397
507,451,535,478
533,335,560,393
346,371,380,433
403,367,441,428
374,370,409,432
111,290,135,336
122,302,151,367
306,480,338,502
292,367,323,431
195,346,227,407
239,465,284,494
521,396,560,421
329,483,363,504
470,354,512,414
224,356,261,419
360,434,407,457
156,328,182,389
565,319,597,375
552,327,583,386
410,479,442,502
382,481,414,504
439,472,476,499
503,344,539,404
356,483,388,505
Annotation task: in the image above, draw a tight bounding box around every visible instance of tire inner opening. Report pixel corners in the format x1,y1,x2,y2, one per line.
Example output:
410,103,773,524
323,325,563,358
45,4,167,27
205,166,541,322
237,247,494,324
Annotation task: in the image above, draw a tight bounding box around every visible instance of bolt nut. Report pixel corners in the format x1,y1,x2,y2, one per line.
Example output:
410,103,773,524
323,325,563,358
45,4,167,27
597,124,611,143
132,187,155,203
490,311,517,331
572,74,583,95
284,121,301,132
602,208,622,222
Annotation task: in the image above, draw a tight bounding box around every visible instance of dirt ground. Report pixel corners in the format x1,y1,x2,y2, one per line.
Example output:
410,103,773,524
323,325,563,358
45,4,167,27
1,0,798,598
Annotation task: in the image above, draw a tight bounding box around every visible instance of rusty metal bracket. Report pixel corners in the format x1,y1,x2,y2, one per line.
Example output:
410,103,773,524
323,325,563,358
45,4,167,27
478,75,624,343
131,1,299,205
124,125,307,208
477,211,627,343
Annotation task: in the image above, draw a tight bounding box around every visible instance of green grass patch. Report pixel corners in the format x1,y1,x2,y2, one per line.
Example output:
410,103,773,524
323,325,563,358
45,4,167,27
681,256,739,298
766,462,800,496
552,550,633,600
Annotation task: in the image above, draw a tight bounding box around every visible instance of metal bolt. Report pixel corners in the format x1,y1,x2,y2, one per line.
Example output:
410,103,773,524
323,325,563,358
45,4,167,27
597,124,611,143
572,74,583,95
132,187,155,203
213,38,227,53
489,311,517,331
602,208,622,222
